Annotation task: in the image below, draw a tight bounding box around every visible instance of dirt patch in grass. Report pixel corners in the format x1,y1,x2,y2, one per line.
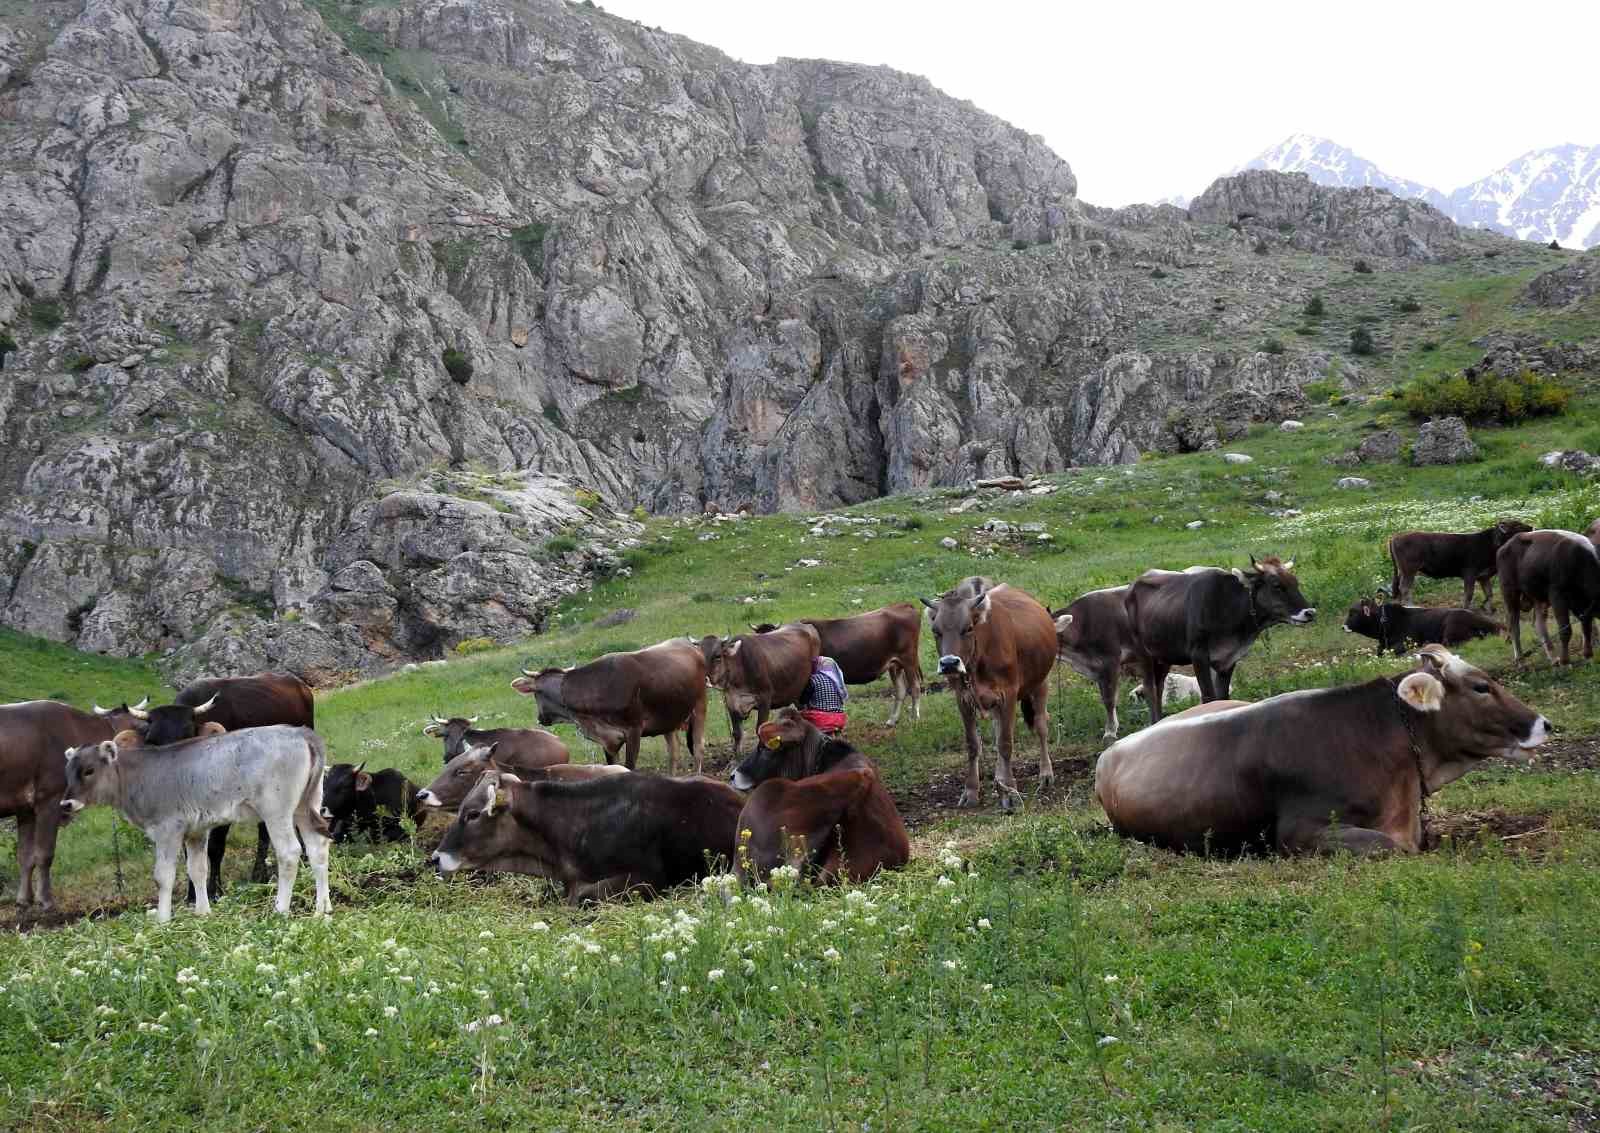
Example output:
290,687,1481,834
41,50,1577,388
892,756,1095,830
1425,808,1553,853
0,898,135,934
1534,737,1600,774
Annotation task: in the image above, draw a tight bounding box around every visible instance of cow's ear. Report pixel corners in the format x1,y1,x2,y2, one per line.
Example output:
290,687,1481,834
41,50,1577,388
1231,568,1248,584
355,771,373,792
728,639,742,657
1054,613,1073,634
498,772,523,785
485,742,500,759
63,745,77,763
1416,644,1459,675
112,729,142,751
1396,672,1445,713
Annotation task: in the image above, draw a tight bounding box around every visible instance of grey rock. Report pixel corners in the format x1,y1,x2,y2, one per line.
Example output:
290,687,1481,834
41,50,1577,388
1185,520,1205,529
1222,452,1253,464
1525,248,1600,307
1411,417,1479,465
1279,419,1304,431
1335,477,1372,490
939,537,959,550
1538,450,1600,475
1355,429,1403,463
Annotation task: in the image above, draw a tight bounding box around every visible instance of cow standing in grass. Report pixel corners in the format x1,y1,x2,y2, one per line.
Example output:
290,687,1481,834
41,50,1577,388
751,604,924,725
0,699,145,910
923,578,1056,811
701,624,821,758
61,725,333,922
1389,520,1530,609
1497,529,1600,665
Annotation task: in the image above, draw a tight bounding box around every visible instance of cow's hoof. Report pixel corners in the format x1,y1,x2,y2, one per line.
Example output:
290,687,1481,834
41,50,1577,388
999,790,1023,814
1100,731,1118,743
956,788,981,808
1036,774,1056,795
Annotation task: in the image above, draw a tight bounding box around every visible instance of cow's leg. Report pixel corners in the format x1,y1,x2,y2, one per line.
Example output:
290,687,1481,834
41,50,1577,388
955,698,984,808
265,818,301,916
992,701,1023,813
1462,573,1477,611
250,822,272,885
687,698,707,774
13,810,37,907
294,814,331,916
1215,665,1236,701
663,728,680,776
1026,682,1053,795
1534,603,1557,663
1552,599,1574,666
1096,667,1120,740
726,706,744,759
1503,585,1524,661
28,804,64,910
1479,573,1498,612
200,824,228,901
152,833,181,923
624,728,642,772
1192,656,1219,703
185,831,212,917
1141,658,1171,724
1279,815,1402,856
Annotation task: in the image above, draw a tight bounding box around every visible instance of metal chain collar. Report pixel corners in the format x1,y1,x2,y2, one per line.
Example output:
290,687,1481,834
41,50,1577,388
1390,677,1432,845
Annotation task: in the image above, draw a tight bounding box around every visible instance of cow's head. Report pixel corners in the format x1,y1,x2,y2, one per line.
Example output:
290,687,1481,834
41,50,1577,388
922,577,996,678
428,769,521,874
512,668,569,728
1492,519,1533,547
1396,645,1551,774
61,740,121,813
321,762,373,828
1234,556,1315,626
422,714,482,760
1343,598,1382,638
137,694,219,746
1051,611,1075,657
732,710,816,790
417,743,502,810
91,698,149,736
698,635,736,688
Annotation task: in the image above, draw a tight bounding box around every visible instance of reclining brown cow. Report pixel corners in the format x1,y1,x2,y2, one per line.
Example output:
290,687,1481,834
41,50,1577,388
1096,645,1551,855
729,709,909,884
415,744,626,810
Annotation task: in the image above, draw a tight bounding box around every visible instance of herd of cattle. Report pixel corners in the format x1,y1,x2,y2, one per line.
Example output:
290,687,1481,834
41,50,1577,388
1,518,1595,921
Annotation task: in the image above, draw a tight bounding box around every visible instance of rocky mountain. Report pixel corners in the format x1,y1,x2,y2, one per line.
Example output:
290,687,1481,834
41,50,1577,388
1225,134,1600,249
1236,134,1449,213
0,0,1555,679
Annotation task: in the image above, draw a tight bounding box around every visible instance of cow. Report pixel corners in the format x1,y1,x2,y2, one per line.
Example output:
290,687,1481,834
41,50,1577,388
1389,520,1531,609
130,672,315,894
1095,645,1551,855
750,604,924,725
1130,671,1202,708
1343,599,1502,655
421,714,569,768
61,725,333,922
415,745,628,811
729,709,909,884
1587,518,1600,548
1497,529,1600,665
427,768,744,903
321,763,421,843
512,637,708,773
1125,556,1316,723
922,577,1056,811
700,623,821,757
1051,585,1137,739
0,699,146,910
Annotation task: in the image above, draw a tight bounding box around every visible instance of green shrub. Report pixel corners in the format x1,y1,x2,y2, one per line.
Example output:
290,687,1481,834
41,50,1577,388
1301,379,1340,402
630,505,648,521
30,299,64,329
573,488,602,509
1396,296,1422,313
545,535,579,555
1419,340,1438,353
690,591,717,604
1352,259,1373,274
510,222,548,272
899,514,925,531
441,348,472,384
1150,266,1167,279
1398,368,1571,425
1011,239,1029,251
1252,237,1269,255
1303,295,1325,318
1350,325,1376,356
1277,220,1294,234
67,354,97,373
1294,324,1316,336
1261,337,1286,355
454,636,496,656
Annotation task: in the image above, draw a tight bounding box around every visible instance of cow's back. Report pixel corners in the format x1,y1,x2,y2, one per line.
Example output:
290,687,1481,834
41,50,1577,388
737,625,820,703
979,586,1056,689
1062,587,1132,662
178,673,314,731
809,605,920,684
632,641,706,726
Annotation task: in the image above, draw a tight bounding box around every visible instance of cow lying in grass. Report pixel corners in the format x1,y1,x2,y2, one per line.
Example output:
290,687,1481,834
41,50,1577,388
1096,645,1550,855
729,709,909,885
416,744,627,811
427,768,742,902
62,725,333,922
1342,599,1502,655
321,763,422,842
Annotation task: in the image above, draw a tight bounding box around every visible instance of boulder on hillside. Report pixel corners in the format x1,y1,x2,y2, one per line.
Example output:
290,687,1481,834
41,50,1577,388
1539,450,1600,475
1411,417,1479,465
1356,429,1403,463
1524,249,1600,308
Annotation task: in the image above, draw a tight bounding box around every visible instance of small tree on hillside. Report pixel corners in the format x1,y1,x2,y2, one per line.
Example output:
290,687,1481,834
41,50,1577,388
1350,325,1376,356
1304,294,1325,318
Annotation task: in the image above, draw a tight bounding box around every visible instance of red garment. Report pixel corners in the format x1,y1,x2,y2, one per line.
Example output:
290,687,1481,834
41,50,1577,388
800,709,847,735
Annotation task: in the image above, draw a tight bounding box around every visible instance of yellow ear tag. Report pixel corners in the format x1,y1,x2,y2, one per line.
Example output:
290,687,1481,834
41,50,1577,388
765,736,783,750
493,789,508,810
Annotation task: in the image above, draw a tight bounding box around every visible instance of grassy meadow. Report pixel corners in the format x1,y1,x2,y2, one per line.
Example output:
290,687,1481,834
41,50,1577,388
4,389,1600,1129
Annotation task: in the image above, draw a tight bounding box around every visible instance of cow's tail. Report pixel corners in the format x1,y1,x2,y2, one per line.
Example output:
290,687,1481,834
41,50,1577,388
1020,696,1036,731
298,729,334,838
1386,536,1400,599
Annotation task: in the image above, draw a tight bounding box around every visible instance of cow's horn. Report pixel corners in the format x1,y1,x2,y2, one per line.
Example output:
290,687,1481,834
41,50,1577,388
192,694,218,715
93,703,112,716
920,597,936,610
128,701,150,720
355,761,366,773
131,696,148,711
521,667,536,677
466,715,479,724
431,713,448,725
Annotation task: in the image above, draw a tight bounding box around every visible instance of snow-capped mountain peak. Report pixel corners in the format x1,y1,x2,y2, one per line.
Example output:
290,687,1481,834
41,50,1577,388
1235,135,1448,211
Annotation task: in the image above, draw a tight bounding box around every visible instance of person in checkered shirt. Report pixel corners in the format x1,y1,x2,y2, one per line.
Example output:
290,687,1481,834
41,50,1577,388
798,656,848,735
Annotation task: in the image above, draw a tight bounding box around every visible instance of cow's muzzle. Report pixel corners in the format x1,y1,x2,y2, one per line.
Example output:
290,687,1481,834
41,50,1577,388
729,770,754,791
427,849,460,875
938,655,966,676
416,789,441,808
59,798,84,814
1289,608,1317,625
1519,715,1554,750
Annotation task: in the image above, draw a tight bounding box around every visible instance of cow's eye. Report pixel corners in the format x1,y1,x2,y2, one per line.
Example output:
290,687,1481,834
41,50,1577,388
465,810,481,822
961,627,973,636
83,768,95,778
1473,682,1491,694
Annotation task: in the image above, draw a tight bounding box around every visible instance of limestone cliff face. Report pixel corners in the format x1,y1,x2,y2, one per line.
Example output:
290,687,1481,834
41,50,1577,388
0,0,1497,673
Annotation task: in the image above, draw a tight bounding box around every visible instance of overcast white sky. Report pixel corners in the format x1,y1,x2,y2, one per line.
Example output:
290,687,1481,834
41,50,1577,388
598,0,1600,206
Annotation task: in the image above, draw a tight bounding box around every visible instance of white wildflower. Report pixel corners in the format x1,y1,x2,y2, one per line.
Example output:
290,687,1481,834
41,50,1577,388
936,876,954,888
822,948,841,963
68,968,87,978
583,942,602,956
486,1014,503,1027
1103,974,1119,984
977,918,992,930
981,983,994,992
941,959,959,971
381,938,397,951
384,1006,398,1019
478,930,494,940
176,967,198,985
662,951,677,964
707,969,725,982
254,962,276,976
365,1027,379,1038
1098,1035,1119,1047
531,921,550,933
743,959,757,975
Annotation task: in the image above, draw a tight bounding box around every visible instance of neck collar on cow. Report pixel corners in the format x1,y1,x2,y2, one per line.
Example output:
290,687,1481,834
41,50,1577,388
1388,678,1432,800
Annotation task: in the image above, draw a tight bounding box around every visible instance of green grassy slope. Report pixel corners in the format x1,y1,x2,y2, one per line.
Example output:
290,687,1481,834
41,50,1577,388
3,390,1600,1131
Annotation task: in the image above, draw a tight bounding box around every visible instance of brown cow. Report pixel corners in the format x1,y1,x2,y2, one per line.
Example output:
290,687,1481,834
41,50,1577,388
131,672,315,894
0,699,145,909
701,623,821,757
1125,557,1316,723
1051,585,1136,740
513,638,707,772
427,768,744,902
751,604,924,725
1497,529,1600,665
1096,645,1551,854
729,709,909,884
416,744,627,810
1389,520,1531,609
421,714,569,768
1587,518,1600,548
922,578,1056,811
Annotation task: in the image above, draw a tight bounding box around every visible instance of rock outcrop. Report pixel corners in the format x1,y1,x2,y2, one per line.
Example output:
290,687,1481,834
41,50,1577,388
0,0,1513,674
1411,417,1478,466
